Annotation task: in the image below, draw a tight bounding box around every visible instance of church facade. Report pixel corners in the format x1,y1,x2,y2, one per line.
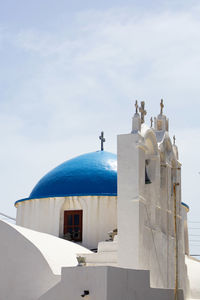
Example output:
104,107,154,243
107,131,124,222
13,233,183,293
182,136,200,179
1,100,200,300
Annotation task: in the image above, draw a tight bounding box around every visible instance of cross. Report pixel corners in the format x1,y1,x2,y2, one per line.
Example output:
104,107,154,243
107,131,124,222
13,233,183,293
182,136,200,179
99,131,106,151
150,117,153,127
173,135,176,145
160,99,164,115
139,101,146,124
135,100,138,114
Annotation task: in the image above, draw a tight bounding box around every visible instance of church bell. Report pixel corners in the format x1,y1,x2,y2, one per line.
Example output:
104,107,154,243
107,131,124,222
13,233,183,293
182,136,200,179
145,166,151,184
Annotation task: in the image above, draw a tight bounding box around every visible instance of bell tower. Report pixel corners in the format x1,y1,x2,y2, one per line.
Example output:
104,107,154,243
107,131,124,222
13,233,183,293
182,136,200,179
117,101,147,269
117,100,189,297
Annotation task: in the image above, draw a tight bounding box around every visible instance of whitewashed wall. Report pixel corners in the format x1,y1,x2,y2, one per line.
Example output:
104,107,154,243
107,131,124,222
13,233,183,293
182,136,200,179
0,220,60,300
16,195,117,249
39,266,183,300
181,205,189,256
117,123,190,298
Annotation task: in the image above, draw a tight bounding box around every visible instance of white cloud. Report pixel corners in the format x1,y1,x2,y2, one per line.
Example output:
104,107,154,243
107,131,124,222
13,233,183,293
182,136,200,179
12,6,200,111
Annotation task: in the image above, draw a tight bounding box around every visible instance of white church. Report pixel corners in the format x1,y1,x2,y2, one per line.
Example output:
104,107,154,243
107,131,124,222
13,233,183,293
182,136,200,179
0,100,200,300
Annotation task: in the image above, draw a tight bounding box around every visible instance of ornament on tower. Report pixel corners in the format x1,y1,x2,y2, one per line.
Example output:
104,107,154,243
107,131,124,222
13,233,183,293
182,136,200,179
139,101,146,124
154,99,169,132
173,135,176,145
131,100,142,133
160,99,164,115
150,117,153,128
135,100,139,114
173,134,179,160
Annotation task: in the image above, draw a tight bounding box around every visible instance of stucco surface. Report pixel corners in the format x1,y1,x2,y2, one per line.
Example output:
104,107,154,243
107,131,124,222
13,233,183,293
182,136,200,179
40,266,183,300
186,256,200,299
9,221,91,274
16,195,117,249
0,220,59,300
0,220,92,299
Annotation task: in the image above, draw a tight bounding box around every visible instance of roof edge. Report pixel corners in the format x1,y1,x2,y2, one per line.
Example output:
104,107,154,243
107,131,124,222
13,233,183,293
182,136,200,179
181,202,190,212
14,193,117,207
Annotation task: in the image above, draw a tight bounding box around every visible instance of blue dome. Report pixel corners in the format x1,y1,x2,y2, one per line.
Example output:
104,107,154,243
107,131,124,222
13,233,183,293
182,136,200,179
15,151,117,205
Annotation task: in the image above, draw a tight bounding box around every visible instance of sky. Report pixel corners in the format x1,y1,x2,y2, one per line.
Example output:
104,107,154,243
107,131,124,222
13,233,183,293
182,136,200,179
0,0,200,253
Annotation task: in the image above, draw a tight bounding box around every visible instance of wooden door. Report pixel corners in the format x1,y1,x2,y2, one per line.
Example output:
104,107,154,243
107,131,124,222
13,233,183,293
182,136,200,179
63,210,83,242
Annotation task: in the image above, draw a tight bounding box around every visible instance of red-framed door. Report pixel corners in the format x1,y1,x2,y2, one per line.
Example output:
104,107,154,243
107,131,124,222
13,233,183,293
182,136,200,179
63,210,83,242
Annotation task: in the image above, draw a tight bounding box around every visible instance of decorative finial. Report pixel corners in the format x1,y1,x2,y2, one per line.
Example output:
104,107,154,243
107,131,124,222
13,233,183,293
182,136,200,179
99,131,105,151
139,101,147,124
173,135,176,145
135,100,138,114
150,117,153,128
160,99,164,115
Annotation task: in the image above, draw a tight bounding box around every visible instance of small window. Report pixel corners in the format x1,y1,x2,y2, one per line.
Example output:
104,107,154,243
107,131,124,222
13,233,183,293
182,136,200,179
63,210,82,242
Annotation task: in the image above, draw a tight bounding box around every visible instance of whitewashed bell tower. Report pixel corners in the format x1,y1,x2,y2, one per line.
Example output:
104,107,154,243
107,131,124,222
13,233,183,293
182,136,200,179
117,100,189,297
117,101,146,269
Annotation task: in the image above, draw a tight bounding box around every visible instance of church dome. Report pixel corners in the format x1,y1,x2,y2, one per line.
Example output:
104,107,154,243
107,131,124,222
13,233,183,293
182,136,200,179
15,151,117,205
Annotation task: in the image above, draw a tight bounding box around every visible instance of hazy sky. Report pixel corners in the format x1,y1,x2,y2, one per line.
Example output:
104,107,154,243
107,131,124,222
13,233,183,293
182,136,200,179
1,0,200,253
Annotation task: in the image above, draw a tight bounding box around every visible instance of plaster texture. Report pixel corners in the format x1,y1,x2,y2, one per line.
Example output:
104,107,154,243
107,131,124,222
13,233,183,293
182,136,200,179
9,221,91,274
0,220,92,299
185,256,200,299
39,266,184,300
0,220,59,300
16,195,117,249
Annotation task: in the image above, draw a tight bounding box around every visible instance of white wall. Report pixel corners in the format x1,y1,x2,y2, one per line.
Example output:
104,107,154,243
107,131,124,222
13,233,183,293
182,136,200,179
16,197,63,236
39,266,184,300
117,132,142,269
16,195,117,249
186,256,200,299
0,220,60,300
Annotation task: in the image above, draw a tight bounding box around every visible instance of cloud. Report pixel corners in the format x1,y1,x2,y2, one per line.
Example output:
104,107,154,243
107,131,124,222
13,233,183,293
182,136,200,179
12,6,200,112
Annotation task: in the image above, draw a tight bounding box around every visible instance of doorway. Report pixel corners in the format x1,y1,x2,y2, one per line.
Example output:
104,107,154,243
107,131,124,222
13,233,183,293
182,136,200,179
63,210,83,242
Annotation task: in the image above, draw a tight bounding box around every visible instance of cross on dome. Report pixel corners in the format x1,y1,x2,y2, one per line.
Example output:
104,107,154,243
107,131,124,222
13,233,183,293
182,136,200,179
139,101,146,124
99,131,106,151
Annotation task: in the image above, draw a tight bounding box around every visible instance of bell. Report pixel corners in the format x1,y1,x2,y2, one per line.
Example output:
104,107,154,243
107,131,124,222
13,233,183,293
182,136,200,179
145,166,151,184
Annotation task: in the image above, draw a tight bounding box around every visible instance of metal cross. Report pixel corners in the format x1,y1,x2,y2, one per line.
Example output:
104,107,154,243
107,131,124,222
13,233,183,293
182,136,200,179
160,99,164,115
150,117,153,128
135,100,138,114
139,101,147,124
173,135,176,145
99,131,106,151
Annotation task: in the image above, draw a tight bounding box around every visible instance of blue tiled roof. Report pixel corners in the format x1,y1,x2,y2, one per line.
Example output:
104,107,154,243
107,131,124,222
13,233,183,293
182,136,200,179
15,151,117,205
181,202,190,212
14,150,190,212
